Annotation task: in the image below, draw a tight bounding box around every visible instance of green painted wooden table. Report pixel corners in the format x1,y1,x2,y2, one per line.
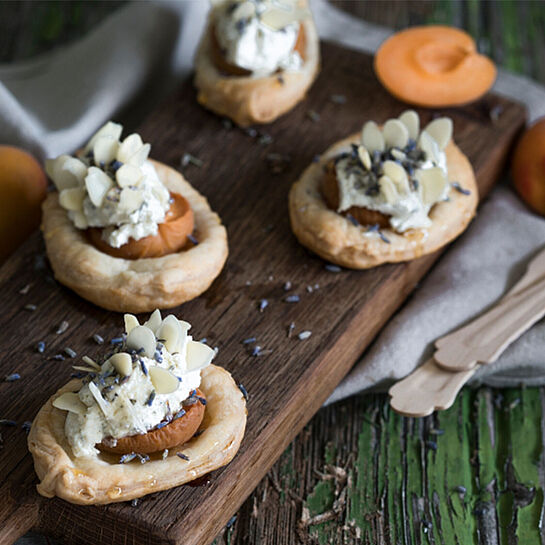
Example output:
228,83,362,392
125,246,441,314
3,1,545,544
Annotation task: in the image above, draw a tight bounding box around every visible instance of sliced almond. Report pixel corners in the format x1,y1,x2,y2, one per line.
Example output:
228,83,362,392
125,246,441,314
59,187,86,212
124,314,139,335
232,1,256,20
72,365,100,374
84,121,123,153
416,167,448,206
126,325,156,358
52,392,87,415
418,131,442,165
379,175,398,204
125,143,151,168
144,309,162,334
156,315,182,354
117,134,148,165
82,355,101,371
382,160,409,194
424,117,453,150
149,366,179,395
361,121,385,153
116,163,142,188
71,211,88,229
85,167,113,207
357,145,372,170
46,156,87,191
93,136,119,165
260,7,306,30
88,381,112,418
186,340,215,372
383,119,409,149
398,110,420,141
109,352,133,377
119,188,144,212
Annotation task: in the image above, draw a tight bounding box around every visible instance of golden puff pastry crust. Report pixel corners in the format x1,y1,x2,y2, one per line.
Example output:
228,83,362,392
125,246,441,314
288,135,478,269
194,8,320,127
41,160,228,313
28,364,247,505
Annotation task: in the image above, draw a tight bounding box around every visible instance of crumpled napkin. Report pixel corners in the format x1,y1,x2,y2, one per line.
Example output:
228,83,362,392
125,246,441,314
1,0,545,411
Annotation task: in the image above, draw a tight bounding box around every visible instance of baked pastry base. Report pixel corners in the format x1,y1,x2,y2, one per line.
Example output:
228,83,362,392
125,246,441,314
289,135,478,269
194,10,320,127
28,364,247,505
41,160,228,313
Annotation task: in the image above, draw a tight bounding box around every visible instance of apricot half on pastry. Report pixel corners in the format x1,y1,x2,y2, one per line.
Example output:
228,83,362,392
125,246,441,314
41,122,228,313
28,310,247,505
194,0,320,126
288,110,478,269
374,26,496,107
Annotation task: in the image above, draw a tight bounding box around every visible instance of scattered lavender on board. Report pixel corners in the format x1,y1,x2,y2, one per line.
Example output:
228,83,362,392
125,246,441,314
22,421,32,433
4,373,20,382
92,333,104,345
259,299,268,312
187,233,199,245
251,346,262,357
131,499,139,507
56,321,69,335
242,337,257,345
181,153,203,168
0,419,17,427
238,383,249,401
36,341,45,353
451,182,471,195
258,133,273,146
330,94,347,104
287,322,295,338
454,485,467,494
284,294,300,303
199,338,207,343
19,284,31,295
177,452,190,461
297,331,312,341
306,110,321,122
51,354,65,361
64,347,77,359
226,515,237,529
325,264,341,273
244,127,257,138
283,281,292,291
24,304,37,311
111,337,124,345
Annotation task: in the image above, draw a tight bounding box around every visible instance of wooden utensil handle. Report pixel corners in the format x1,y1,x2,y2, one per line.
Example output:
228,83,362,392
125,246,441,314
434,276,545,371
388,359,476,417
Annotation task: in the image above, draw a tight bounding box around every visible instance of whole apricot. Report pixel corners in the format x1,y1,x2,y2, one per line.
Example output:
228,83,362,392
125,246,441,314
0,146,48,263
512,118,545,216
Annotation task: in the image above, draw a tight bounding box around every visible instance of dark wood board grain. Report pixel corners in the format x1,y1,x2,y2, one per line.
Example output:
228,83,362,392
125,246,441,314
0,42,525,545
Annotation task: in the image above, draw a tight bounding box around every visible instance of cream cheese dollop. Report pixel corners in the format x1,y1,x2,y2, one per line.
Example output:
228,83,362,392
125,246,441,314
213,0,305,76
334,111,453,233
55,310,215,458
45,122,170,248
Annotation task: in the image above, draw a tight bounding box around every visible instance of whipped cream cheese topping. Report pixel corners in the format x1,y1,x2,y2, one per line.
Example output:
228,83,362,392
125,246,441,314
45,122,170,248
213,0,306,76
334,110,453,233
53,310,215,458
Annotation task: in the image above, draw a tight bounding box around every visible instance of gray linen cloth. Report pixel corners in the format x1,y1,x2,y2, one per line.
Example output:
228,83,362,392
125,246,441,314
1,3,545,405
5,1,545,544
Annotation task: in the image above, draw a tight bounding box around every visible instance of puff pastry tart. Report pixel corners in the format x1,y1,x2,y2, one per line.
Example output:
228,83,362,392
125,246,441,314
28,310,247,505
42,122,228,312
289,110,478,269
194,0,320,126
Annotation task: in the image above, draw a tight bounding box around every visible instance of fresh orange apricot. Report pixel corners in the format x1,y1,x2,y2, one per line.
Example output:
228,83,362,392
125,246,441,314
512,118,545,216
88,193,194,259
374,26,496,108
0,146,48,263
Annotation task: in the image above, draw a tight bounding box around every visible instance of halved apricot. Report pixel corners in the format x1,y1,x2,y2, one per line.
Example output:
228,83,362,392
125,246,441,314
374,26,496,108
321,160,390,228
87,192,194,259
0,146,47,263
512,118,545,216
97,390,206,455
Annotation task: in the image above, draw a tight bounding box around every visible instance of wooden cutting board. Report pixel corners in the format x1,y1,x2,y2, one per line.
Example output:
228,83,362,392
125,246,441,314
0,42,526,545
